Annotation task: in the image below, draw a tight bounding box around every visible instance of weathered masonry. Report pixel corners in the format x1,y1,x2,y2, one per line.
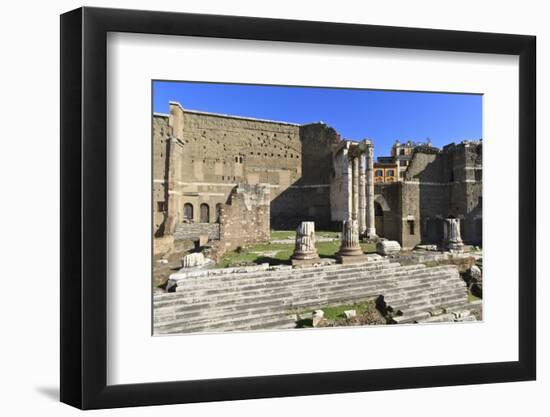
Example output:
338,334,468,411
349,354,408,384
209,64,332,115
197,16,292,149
154,101,338,239
153,101,482,250
373,143,483,249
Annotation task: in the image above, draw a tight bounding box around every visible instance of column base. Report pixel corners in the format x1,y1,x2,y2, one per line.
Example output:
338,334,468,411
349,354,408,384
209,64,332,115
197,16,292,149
291,256,321,267
365,228,377,239
336,253,370,264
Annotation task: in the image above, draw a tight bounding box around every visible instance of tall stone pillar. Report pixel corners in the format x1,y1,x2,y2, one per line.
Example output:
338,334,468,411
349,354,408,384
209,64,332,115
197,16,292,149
342,149,352,221
365,144,377,238
164,137,178,235
358,153,367,235
352,157,359,221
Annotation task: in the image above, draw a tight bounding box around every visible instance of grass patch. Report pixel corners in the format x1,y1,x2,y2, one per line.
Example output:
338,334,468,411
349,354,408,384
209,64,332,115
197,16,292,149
216,231,377,268
319,300,377,321
270,230,295,240
290,299,382,328
270,230,341,240
216,244,294,268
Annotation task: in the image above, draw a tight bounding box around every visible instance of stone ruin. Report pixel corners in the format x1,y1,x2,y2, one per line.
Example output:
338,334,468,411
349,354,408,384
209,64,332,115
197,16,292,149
443,218,464,252
291,221,320,267
152,100,483,333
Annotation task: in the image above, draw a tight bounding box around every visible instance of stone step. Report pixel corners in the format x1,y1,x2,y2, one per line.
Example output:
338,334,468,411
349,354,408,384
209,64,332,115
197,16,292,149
155,309,296,334
154,299,288,324
169,256,389,283
384,288,468,310
157,266,406,306
154,303,290,328
154,268,456,312
391,311,432,324
153,259,465,332
155,276,460,323
154,273,461,327
157,317,297,335
390,298,471,324
177,262,431,289
171,266,432,302
170,261,401,291
389,291,468,314
383,280,466,303
378,278,464,300
158,264,453,306
170,257,387,282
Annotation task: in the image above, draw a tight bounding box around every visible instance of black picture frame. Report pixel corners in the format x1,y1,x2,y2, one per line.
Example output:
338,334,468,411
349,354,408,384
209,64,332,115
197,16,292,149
60,6,536,410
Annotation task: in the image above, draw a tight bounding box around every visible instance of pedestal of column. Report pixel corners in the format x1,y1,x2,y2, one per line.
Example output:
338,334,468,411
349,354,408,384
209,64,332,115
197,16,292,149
291,221,320,267
443,218,464,252
337,220,368,264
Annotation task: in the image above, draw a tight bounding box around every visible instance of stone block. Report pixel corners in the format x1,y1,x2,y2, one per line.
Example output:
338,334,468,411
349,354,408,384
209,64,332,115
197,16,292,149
470,265,482,281
452,310,471,320
376,240,401,256
344,310,356,319
182,252,206,268
198,234,209,247
312,310,325,327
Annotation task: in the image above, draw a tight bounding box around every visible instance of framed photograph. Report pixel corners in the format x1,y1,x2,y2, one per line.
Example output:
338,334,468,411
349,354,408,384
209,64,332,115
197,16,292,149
60,6,536,409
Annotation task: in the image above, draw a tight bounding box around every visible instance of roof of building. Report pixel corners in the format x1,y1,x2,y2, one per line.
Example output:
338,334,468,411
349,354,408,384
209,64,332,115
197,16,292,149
166,101,301,126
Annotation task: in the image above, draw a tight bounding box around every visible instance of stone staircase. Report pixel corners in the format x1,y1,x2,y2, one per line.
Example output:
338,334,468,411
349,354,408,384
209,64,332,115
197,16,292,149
378,264,469,324
153,255,469,334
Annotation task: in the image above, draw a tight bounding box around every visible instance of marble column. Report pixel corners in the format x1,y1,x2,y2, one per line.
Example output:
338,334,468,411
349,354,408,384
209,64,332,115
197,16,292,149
292,221,319,260
358,153,367,235
338,219,363,257
443,218,464,252
352,157,359,221
342,149,352,221
365,144,377,238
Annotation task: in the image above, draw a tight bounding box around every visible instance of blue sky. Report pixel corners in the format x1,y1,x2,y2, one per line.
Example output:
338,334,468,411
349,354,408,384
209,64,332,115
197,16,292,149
153,81,482,158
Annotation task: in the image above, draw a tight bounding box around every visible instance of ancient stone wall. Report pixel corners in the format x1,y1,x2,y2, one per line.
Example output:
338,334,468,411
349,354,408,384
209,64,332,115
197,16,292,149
217,184,271,254
154,102,345,234
153,102,302,235
271,123,340,229
153,101,482,249
376,142,482,249
174,223,221,241
448,142,482,245
153,115,170,236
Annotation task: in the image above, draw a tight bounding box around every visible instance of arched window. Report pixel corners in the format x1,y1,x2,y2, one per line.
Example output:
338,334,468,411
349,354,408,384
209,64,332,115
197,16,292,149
399,149,405,156
375,170,383,177
200,203,210,223
387,169,394,177
183,203,194,221
215,203,222,223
